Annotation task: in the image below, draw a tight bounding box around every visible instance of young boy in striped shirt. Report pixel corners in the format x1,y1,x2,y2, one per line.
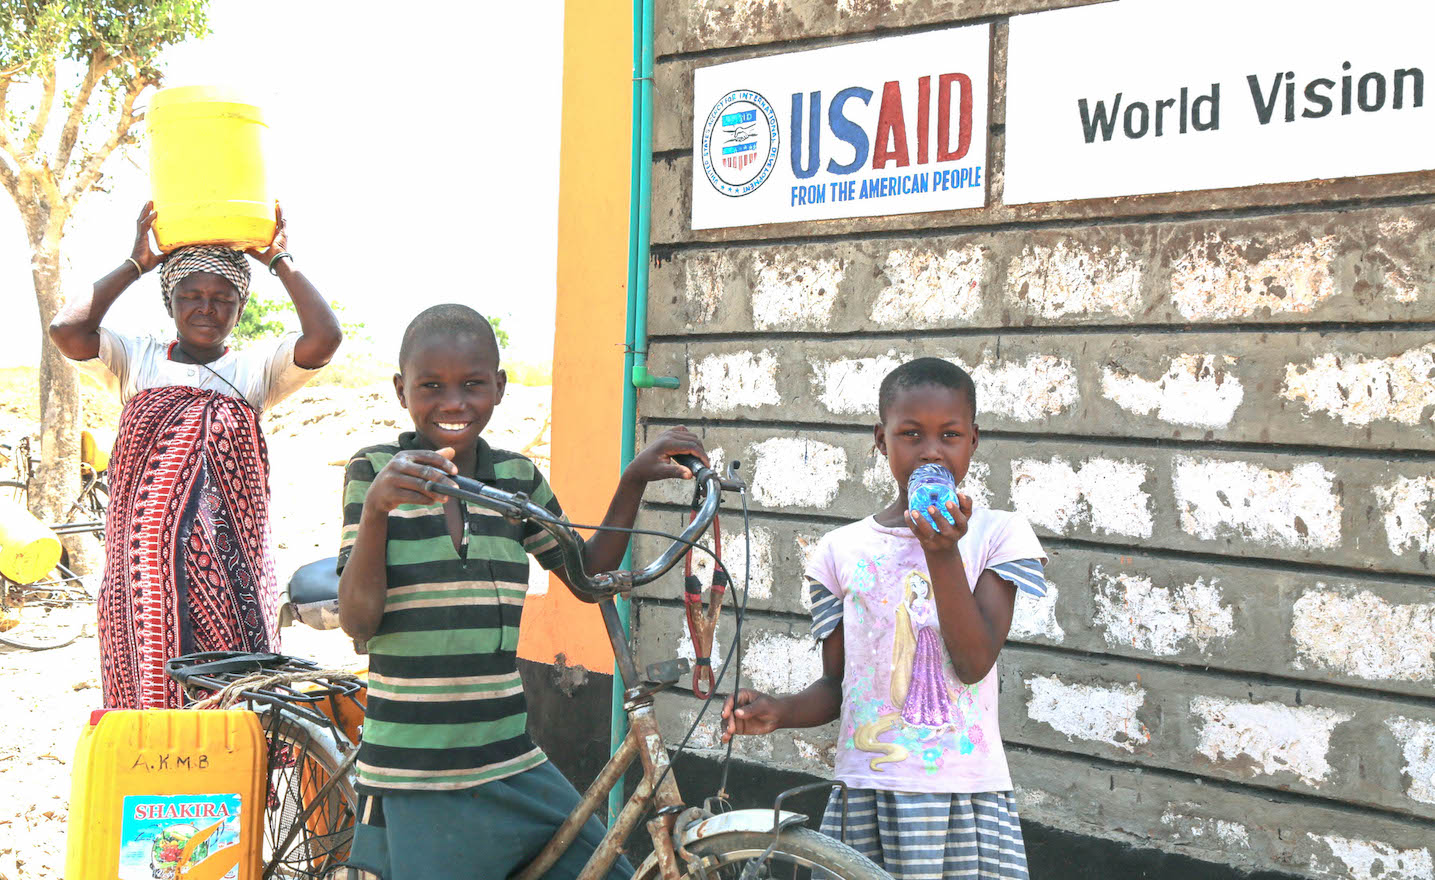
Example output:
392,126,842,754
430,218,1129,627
337,304,708,880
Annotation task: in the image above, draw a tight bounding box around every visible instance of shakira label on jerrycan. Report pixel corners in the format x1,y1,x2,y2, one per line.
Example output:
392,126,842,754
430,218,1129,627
148,85,276,252
908,463,960,529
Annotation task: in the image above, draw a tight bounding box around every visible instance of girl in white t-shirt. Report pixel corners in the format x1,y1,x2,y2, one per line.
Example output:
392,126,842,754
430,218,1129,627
723,357,1047,880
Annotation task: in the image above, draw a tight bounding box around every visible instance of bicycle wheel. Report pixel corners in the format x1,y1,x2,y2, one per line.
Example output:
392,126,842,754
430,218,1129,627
89,479,109,518
0,478,26,508
256,705,359,880
635,828,890,880
0,572,87,651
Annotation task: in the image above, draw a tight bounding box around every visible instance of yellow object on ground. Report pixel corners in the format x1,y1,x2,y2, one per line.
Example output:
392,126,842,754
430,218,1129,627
149,85,275,253
81,428,113,473
66,709,266,880
0,500,61,584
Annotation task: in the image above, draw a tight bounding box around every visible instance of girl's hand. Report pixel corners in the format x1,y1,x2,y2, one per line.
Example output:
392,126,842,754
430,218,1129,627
245,201,289,266
906,492,973,554
364,448,459,515
624,426,708,484
131,201,163,273
721,688,782,742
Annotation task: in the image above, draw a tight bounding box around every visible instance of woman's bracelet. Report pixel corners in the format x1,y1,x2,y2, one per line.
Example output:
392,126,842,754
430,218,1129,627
124,257,143,277
267,251,294,275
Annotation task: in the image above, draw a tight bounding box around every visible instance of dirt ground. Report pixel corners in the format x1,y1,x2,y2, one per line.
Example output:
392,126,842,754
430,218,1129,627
0,377,551,880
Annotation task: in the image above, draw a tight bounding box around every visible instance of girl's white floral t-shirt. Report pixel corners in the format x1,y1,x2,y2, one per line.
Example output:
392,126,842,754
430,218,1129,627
806,510,1046,794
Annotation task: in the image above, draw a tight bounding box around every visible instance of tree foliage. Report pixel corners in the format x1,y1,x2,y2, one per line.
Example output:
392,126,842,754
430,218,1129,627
0,3,209,237
1,2,209,532
230,292,368,345
488,314,509,350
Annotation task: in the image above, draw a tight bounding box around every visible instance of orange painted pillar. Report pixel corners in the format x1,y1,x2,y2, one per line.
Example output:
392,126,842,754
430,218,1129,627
517,0,631,673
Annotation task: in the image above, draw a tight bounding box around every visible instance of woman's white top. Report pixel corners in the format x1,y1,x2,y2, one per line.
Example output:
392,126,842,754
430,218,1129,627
79,327,319,413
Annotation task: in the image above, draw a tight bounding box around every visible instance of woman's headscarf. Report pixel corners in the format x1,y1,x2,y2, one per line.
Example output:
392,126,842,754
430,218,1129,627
159,245,251,311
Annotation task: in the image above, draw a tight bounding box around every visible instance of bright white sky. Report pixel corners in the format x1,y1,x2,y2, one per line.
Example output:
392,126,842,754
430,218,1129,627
0,0,565,367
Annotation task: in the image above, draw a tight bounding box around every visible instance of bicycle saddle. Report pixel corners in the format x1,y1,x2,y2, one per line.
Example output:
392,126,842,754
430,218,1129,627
280,556,342,631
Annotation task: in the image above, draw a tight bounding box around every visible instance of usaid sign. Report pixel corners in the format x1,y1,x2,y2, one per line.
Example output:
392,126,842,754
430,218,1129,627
1004,0,1435,204
692,25,991,230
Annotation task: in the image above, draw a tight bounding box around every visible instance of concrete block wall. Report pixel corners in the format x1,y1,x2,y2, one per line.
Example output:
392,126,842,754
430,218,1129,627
630,2,1435,877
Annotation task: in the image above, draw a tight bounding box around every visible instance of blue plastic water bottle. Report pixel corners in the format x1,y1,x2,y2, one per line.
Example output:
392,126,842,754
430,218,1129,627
908,463,959,529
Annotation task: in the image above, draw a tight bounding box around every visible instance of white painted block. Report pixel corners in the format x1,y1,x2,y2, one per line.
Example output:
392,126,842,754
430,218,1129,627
1173,457,1341,549
1189,695,1351,786
1025,674,1149,751
1102,354,1244,429
1092,568,1234,657
1169,233,1337,320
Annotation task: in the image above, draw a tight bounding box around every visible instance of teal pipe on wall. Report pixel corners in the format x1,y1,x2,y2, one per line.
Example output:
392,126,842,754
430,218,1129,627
611,0,677,824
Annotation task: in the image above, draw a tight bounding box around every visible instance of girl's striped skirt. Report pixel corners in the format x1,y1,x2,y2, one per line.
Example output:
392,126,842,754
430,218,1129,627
819,788,1030,880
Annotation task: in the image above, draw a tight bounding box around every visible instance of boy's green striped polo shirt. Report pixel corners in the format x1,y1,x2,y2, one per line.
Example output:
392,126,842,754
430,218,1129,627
339,432,572,793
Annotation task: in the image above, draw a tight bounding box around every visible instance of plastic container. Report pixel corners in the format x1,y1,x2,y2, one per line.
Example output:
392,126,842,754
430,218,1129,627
907,463,959,529
149,85,275,252
66,709,266,880
81,428,113,474
0,499,62,584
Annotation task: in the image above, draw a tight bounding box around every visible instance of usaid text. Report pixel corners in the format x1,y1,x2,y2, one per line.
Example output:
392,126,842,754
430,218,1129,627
788,73,982,207
1079,62,1425,143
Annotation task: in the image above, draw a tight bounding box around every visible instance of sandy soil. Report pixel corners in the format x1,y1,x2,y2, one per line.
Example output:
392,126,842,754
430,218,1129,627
0,379,550,880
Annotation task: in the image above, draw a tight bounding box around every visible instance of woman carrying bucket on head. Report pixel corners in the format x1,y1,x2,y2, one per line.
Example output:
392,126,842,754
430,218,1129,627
48,200,342,708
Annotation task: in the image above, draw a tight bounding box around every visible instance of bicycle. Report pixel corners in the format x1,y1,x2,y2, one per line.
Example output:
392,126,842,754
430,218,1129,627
411,452,890,880
158,450,891,880
0,430,111,523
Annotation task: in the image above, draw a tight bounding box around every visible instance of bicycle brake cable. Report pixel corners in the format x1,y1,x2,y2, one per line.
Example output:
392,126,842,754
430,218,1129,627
715,489,751,801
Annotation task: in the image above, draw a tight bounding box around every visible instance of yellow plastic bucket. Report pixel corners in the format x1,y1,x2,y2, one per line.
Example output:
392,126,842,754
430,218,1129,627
0,499,62,584
81,428,114,474
66,709,267,880
149,85,276,253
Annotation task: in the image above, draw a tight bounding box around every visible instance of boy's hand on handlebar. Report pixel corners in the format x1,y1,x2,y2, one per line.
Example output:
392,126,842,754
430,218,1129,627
625,426,709,483
721,688,781,741
364,448,459,514
905,493,973,554
131,202,163,273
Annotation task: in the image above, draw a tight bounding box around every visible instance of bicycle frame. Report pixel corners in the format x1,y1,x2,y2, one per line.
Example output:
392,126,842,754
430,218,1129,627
427,454,737,880
515,669,686,880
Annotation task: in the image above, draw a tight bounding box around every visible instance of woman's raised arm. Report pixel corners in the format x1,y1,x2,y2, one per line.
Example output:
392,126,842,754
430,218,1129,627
49,202,163,361
245,203,342,369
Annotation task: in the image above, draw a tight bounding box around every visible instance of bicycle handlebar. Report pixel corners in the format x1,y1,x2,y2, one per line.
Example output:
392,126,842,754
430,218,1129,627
424,453,740,604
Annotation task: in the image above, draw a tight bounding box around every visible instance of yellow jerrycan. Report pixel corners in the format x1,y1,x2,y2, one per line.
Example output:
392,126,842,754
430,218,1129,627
66,709,267,880
0,499,62,584
149,85,276,252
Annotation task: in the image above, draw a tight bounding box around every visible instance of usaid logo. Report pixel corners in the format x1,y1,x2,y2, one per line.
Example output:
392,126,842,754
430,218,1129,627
701,90,780,197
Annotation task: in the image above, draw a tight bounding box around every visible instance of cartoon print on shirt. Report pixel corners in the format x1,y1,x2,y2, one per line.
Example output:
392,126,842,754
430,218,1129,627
850,566,987,774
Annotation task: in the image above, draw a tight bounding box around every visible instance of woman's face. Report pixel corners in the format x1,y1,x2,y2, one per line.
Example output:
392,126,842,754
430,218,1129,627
169,271,243,350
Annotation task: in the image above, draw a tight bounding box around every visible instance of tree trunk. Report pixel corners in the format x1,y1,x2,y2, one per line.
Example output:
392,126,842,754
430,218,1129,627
30,246,95,573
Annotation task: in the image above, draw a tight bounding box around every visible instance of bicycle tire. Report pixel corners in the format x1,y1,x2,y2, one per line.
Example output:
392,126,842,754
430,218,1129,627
0,572,87,652
633,827,891,880
0,478,26,508
89,479,109,518
255,704,359,880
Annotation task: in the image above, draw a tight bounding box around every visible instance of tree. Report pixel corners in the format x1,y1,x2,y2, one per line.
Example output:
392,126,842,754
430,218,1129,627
0,2,209,531
488,314,509,351
229,292,367,345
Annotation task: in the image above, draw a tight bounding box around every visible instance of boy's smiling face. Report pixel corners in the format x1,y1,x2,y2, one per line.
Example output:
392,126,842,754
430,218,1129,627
394,330,507,456
874,383,979,502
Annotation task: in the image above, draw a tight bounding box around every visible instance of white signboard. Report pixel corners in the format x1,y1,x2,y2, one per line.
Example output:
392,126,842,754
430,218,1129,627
1004,0,1435,204
691,25,991,230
